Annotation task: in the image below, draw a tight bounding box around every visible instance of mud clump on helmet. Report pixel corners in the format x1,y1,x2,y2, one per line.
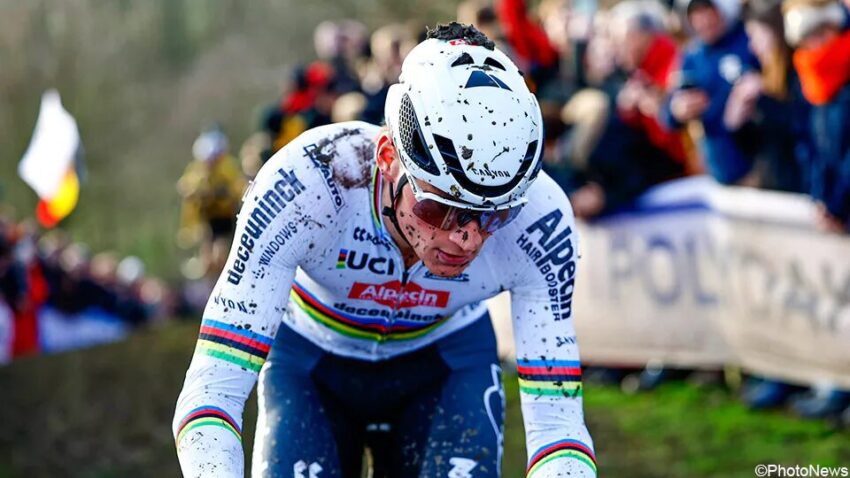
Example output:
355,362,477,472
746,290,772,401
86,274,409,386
425,22,495,50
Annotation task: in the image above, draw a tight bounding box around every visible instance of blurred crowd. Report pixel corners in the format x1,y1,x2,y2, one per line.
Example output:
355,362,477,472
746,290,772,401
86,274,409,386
225,0,850,233
0,214,172,363
177,0,850,278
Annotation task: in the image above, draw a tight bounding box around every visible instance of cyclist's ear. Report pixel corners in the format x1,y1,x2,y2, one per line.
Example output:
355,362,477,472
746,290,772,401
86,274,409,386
376,132,399,177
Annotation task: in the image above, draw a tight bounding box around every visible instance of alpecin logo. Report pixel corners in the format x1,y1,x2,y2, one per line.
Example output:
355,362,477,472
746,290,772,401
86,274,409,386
348,281,450,308
516,208,576,321
337,248,396,275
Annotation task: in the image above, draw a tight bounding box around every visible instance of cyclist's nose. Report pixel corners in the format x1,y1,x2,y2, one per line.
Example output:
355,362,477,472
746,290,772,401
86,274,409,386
448,219,484,252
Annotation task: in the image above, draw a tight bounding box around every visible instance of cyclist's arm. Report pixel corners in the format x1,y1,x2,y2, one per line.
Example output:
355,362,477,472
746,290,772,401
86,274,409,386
172,140,337,477
508,183,596,478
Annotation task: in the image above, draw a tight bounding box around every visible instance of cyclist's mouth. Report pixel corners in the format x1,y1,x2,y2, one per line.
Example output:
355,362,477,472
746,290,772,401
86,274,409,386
436,249,473,266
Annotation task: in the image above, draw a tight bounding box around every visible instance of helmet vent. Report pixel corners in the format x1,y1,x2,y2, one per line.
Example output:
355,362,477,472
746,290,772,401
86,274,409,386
399,94,440,175
451,52,475,67
465,70,513,91
484,57,506,70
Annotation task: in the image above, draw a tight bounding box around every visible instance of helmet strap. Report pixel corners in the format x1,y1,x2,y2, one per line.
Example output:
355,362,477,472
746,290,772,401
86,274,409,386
381,173,416,252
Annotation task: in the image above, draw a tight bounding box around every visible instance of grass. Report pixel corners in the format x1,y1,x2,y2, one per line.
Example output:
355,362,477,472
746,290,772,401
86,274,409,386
0,322,847,478
579,384,849,477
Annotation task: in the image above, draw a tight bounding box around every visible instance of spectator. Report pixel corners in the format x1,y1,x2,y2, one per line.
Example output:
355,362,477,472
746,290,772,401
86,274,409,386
0,210,175,362
265,61,339,152
495,0,561,91
114,256,154,326
663,0,761,185
359,24,415,124
610,0,689,170
38,244,125,353
557,89,611,179
0,227,14,363
458,0,508,50
331,91,368,123
550,3,687,219
539,11,618,216
313,20,367,95
583,12,622,90
536,0,605,101
721,0,806,192
178,127,246,277
8,223,49,358
784,0,850,233
238,132,270,180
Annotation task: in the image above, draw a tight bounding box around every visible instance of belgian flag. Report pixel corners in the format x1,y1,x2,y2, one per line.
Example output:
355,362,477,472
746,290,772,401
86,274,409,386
18,89,83,228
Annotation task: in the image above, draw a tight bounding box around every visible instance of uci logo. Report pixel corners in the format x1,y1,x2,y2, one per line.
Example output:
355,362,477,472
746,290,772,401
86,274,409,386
336,249,396,276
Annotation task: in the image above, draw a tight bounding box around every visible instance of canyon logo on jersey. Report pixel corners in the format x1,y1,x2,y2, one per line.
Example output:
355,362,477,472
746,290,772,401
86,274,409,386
348,281,450,308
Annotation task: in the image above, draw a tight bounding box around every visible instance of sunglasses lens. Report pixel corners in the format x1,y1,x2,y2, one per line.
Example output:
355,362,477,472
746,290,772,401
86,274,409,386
410,195,523,233
455,210,479,229
411,198,453,229
481,206,523,232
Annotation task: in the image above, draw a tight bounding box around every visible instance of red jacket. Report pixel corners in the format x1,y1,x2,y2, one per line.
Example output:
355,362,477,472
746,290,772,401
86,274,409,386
620,34,687,165
495,0,559,72
11,262,48,358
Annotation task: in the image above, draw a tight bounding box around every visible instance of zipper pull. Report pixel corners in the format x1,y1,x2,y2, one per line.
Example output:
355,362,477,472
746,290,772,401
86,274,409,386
401,270,410,286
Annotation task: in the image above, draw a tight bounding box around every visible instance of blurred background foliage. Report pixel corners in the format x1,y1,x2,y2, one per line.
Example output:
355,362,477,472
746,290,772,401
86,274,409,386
0,0,455,279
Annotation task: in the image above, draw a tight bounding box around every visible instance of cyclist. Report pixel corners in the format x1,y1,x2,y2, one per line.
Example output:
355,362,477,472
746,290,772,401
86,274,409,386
178,127,247,277
173,23,596,478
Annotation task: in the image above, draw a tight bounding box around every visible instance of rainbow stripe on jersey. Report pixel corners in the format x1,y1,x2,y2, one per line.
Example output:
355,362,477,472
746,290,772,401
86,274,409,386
175,406,242,445
517,359,583,398
194,319,273,373
370,166,386,237
526,439,596,476
290,281,449,342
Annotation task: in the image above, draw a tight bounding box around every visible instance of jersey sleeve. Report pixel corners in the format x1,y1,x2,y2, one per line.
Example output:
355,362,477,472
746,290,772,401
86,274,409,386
507,176,596,478
172,137,339,477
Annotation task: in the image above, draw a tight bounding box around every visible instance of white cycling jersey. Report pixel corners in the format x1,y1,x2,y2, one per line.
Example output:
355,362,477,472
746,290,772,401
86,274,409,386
173,122,596,477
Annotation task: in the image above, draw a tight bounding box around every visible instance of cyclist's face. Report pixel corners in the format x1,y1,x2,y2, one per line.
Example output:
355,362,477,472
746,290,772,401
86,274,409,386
377,132,492,277
395,177,493,277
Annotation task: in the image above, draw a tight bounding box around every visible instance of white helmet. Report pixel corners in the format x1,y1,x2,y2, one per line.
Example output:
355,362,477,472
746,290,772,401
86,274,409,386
384,23,544,210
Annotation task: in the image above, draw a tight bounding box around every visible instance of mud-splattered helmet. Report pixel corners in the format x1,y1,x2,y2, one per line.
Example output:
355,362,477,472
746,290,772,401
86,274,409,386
384,23,544,210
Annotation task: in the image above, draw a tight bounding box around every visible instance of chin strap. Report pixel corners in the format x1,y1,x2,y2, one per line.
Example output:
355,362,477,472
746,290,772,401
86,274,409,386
381,174,416,252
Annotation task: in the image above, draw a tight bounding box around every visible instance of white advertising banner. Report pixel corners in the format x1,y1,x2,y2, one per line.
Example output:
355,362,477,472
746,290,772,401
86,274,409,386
490,177,850,387
571,177,731,368
710,187,850,388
